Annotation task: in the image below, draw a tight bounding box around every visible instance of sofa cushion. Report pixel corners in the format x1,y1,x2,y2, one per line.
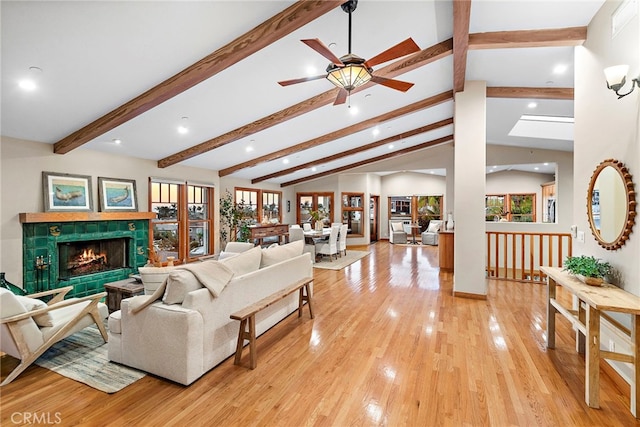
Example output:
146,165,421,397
219,245,262,276
15,295,54,327
391,222,404,232
260,240,304,268
162,269,203,305
139,266,177,295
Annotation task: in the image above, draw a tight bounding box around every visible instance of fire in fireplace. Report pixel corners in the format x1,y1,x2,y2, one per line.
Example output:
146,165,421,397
58,238,131,279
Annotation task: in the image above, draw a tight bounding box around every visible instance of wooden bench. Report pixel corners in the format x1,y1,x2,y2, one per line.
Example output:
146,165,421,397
230,277,314,369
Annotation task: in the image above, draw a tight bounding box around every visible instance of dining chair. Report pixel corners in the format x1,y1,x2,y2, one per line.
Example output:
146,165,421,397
338,223,348,257
316,224,340,262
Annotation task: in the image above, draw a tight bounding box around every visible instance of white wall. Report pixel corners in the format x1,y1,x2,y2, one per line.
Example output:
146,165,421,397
0,136,220,284
575,0,640,384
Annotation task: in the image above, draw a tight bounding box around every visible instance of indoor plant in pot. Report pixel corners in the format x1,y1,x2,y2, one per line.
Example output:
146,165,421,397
563,255,612,286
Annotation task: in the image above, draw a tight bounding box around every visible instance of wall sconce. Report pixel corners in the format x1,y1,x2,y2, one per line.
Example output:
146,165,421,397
604,65,639,99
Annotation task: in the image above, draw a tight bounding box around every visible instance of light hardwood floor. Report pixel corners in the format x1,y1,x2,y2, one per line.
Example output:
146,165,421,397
1,242,638,426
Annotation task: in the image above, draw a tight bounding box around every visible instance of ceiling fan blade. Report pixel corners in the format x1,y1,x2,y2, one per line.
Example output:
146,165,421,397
364,38,420,68
302,39,344,66
370,76,415,92
334,88,349,105
278,75,327,86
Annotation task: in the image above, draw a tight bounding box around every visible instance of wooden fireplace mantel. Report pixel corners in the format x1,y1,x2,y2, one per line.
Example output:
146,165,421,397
19,212,156,223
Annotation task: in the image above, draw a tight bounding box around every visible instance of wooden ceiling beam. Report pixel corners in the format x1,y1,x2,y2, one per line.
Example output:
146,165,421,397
469,26,587,50
280,135,454,187
487,87,574,100
52,0,343,154
453,0,472,93
159,39,454,169
219,90,453,177
251,118,454,183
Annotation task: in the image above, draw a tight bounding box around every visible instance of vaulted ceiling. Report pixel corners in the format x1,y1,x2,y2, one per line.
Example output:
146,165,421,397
1,1,605,186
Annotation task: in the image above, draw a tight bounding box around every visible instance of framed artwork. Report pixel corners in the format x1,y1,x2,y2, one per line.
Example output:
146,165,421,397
98,177,138,212
42,172,93,212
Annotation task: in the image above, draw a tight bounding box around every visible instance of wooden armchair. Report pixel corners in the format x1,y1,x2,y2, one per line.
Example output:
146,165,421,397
0,286,108,386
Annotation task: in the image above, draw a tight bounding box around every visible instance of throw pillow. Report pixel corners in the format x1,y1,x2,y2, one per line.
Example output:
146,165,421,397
14,295,54,327
427,221,441,233
162,270,202,305
260,240,304,268
138,266,177,295
391,222,404,232
219,246,262,276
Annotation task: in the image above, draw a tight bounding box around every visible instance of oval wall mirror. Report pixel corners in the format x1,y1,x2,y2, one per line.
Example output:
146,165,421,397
587,159,636,250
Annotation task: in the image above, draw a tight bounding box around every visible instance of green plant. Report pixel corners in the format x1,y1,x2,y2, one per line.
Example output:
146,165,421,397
308,208,327,222
563,255,612,278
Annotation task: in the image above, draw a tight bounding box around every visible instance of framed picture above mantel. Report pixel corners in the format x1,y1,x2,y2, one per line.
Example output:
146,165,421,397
42,171,93,212
98,177,138,212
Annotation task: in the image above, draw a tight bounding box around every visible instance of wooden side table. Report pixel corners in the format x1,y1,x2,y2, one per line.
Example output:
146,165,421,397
103,278,144,313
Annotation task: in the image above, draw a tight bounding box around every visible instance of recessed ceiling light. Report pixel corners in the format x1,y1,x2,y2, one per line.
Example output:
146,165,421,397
328,42,337,49
350,106,359,115
534,167,539,170
311,166,317,172
306,66,317,76
246,146,254,152
528,102,538,109
372,128,380,137
388,144,394,149
283,158,290,164
553,64,568,74
177,117,189,134
543,162,549,166
430,171,435,174
112,138,122,145
19,79,37,91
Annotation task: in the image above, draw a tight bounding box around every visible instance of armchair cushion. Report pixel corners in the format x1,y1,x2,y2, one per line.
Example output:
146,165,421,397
0,289,43,356
14,295,54,327
427,221,442,233
139,266,178,295
391,222,404,232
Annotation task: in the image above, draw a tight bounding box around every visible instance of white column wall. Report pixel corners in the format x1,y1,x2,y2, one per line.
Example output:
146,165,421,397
453,81,487,296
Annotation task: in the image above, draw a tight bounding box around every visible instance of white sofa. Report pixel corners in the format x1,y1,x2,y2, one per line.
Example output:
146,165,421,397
108,240,312,385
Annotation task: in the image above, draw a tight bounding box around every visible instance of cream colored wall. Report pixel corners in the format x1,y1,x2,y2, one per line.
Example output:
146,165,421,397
575,0,639,384
576,0,639,294
485,145,573,233
0,136,220,284
486,170,555,222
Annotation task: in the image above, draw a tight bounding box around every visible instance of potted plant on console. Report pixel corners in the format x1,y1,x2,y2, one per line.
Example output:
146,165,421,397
563,255,612,286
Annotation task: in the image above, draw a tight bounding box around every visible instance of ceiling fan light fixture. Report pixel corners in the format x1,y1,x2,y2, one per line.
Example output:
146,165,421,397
326,63,372,92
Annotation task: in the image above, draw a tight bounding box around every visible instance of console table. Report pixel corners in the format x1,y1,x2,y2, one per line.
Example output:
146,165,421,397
439,231,454,272
248,224,289,246
541,266,640,418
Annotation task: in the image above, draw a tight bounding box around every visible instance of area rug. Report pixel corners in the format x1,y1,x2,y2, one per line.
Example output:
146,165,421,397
313,250,370,270
35,326,145,393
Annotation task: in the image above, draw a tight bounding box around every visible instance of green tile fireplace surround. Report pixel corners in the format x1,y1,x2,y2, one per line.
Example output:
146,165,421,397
20,212,155,297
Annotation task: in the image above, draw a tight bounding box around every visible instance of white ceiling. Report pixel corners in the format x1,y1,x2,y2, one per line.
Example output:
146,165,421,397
1,1,606,186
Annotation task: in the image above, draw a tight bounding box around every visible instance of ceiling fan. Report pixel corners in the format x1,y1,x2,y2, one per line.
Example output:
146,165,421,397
278,0,420,106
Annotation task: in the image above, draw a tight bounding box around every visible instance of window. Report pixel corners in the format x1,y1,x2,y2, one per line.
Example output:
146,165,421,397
297,192,334,226
150,179,214,262
485,193,535,222
235,187,282,224
341,193,364,236
389,196,412,217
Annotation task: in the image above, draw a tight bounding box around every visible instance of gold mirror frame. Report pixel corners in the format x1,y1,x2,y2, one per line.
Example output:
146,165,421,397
587,159,636,250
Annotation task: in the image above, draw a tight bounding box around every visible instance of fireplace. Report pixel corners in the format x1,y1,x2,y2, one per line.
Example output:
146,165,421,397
21,212,154,298
58,238,131,280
